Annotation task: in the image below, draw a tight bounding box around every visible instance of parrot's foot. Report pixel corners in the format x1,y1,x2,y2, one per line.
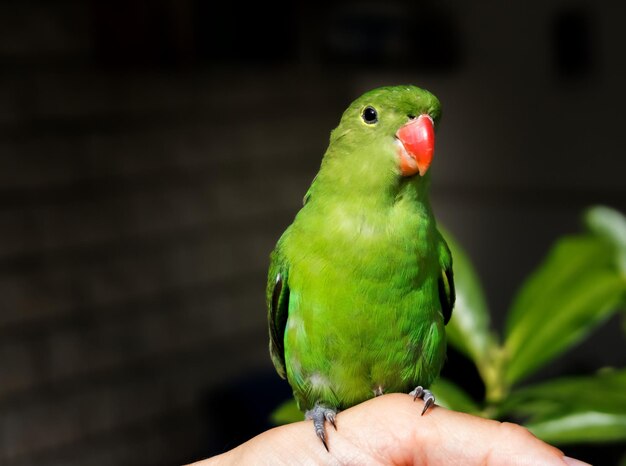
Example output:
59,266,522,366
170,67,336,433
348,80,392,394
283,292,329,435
409,386,435,415
305,403,337,451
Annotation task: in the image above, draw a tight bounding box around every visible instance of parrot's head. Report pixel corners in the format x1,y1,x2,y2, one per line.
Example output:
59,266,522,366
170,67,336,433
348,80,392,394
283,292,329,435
324,86,441,193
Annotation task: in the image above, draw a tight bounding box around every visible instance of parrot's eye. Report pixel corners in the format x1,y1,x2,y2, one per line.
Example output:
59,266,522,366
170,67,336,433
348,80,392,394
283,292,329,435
362,106,378,124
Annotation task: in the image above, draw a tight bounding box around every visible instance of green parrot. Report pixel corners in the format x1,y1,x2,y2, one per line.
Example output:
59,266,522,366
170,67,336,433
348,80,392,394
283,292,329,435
266,85,455,449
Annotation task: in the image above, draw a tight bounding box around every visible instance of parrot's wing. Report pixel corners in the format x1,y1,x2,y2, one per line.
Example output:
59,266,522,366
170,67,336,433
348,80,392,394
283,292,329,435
437,233,455,325
302,174,317,206
266,245,290,379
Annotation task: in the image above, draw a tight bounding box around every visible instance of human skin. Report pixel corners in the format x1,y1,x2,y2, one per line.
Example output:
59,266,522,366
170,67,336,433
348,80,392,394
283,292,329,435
190,394,589,466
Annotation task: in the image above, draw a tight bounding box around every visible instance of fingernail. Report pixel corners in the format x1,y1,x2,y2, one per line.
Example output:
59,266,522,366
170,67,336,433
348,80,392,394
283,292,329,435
563,456,591,466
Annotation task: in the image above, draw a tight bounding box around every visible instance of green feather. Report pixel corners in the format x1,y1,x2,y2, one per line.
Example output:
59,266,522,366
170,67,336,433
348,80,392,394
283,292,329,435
267,85,455,412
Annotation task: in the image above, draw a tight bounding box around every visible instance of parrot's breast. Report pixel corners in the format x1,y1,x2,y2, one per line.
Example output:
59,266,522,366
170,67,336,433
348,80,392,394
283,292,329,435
282,201,446,411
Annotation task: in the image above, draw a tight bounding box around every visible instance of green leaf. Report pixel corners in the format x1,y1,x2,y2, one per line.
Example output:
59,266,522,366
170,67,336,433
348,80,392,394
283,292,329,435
439,227,496,369
504,235,626,385
501,368,626,421
504,369,626,444
269,398,302,425
526,412,626,444
431,377,481,415
584,205,626,275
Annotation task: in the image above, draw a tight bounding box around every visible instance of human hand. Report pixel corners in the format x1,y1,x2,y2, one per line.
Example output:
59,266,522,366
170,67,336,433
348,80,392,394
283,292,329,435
190,393,589,465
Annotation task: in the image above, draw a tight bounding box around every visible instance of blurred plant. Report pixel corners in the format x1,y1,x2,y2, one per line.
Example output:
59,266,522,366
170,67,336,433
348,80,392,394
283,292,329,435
271,205,626,446
436,204,626,445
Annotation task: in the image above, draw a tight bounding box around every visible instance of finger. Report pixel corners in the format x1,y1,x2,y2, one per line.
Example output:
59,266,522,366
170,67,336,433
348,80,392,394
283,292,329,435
338,393,585,466
190,393,589,466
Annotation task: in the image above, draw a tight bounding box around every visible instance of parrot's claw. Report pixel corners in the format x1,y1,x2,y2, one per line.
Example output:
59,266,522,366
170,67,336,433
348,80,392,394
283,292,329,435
409,386,435,415
305,404,338,451
325,410,337,430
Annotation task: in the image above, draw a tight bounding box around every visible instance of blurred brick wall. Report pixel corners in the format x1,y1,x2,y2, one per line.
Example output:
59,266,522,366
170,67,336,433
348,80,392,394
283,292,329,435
0,1,625,465
0,3,338,464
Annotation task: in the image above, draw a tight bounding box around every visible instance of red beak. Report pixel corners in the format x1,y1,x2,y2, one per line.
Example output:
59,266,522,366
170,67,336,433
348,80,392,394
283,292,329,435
396,114,435,177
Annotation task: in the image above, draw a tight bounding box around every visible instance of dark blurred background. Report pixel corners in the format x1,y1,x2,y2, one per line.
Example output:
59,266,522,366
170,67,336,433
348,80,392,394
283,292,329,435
0,1,625,465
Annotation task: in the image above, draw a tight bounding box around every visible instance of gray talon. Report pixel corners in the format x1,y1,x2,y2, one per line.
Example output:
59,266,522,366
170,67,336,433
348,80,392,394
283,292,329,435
409,386,424,401
325,410,337,430
421,390,435,415
409,386,435,415
305,404,338,451
316,424,328,451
